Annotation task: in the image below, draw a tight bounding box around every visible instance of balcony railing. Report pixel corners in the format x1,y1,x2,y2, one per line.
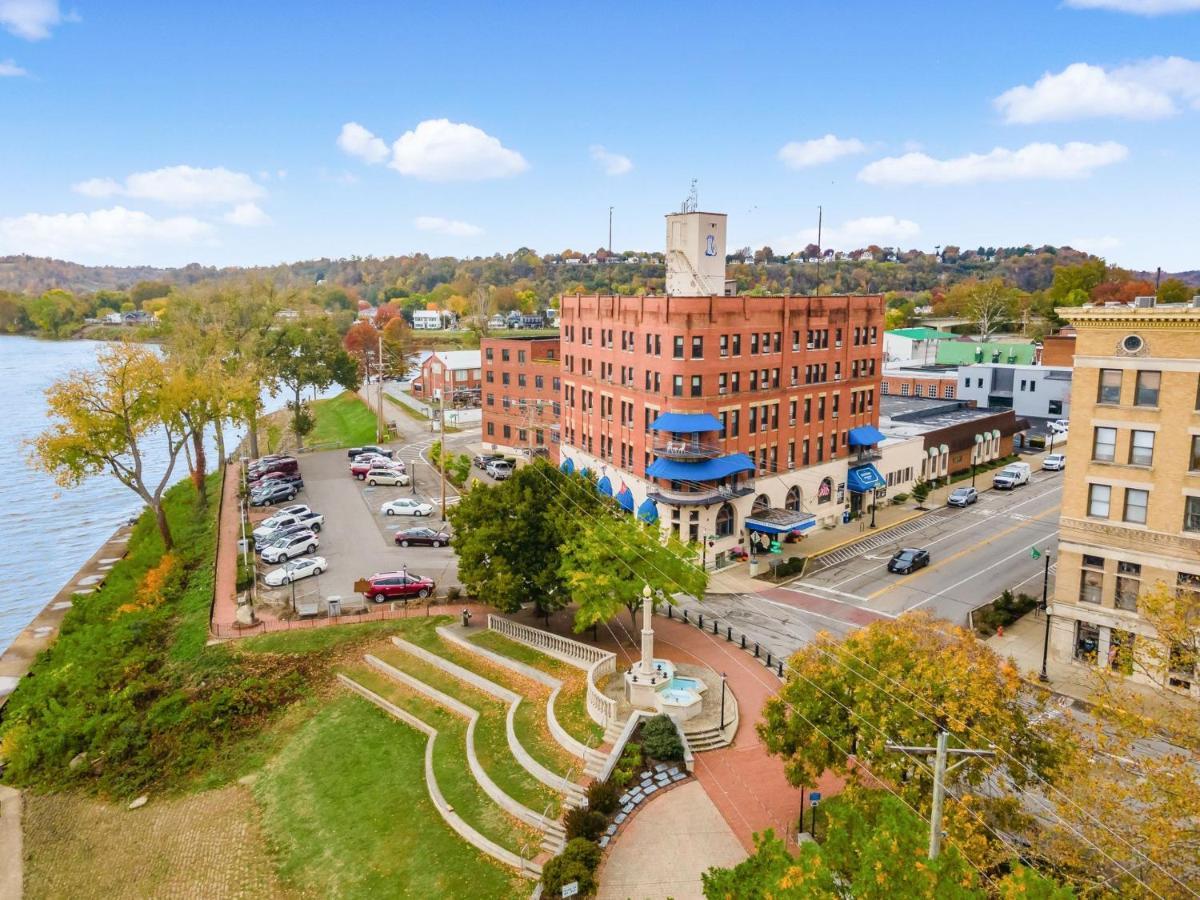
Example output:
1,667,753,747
648,482,755,506
854,448,883,463
653,439,723,460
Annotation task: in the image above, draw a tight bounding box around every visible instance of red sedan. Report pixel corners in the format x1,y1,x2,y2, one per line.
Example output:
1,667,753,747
361,571,435,603
349,457,405,479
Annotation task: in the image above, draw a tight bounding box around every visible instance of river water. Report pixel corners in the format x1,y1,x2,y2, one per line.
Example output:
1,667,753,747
0,335,320,654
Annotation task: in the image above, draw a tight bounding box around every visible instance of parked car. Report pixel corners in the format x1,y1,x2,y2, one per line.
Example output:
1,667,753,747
247,454,287,472
473,452,504,470
485,459,513,480
347,445,394,459
1048,419,1070,435
366,468,411,487
993,462,1032,490
265,503,310,520
1042,454,1066,471
351,458,405,479
249,481,299,506
380,498,434,517
262,556,327,587
260,531,318,564
250,471,304,489
395,527,451,548
248,458,299,483
947,486,978,507
888,547,930,574
254,513,305,540
362,571,435,603
254,521,315,551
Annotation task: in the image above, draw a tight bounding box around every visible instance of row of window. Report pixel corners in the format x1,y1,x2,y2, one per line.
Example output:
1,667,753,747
1092,428,1200,470
882,382,956,399
485,371,562,391
561,357,877,393
1097,368,1162,407
484,395,562,416
1086,483,1200,531
562,325,879,358
484,422,548,445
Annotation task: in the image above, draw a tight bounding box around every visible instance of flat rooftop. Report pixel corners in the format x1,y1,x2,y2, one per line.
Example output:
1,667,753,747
879,395,1011,435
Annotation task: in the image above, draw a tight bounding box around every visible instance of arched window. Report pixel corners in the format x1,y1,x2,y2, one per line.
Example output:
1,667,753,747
715,502,735,538
752,493,771,515
785,486,802,511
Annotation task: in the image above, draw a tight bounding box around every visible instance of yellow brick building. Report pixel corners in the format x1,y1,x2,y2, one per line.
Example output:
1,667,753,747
1051,301,1200,699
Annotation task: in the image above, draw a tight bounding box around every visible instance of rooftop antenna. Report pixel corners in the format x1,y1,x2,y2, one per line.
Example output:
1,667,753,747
680,179,698,214
815,205,823,292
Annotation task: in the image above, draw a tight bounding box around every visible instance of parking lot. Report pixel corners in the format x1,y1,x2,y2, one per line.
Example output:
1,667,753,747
249,447,462,610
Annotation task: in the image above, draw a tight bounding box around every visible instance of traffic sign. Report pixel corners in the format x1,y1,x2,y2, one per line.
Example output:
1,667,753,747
809,791,821,807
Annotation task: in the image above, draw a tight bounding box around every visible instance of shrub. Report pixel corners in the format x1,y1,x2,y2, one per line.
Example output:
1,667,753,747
619,741,642,769
586,778,620,815
541,838,601,897
641,714,684,761
892,492,909,504
610,767,632,789
911,480,931,503
564,807,607,841
446,586,462,601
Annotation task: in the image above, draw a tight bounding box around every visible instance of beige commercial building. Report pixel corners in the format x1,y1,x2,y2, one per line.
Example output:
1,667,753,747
1050,301,1200,698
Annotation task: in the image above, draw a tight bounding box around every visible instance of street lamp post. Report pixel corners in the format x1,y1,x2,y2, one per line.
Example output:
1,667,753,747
870,491,877,529
719,672,727,731
1039,550,1053,682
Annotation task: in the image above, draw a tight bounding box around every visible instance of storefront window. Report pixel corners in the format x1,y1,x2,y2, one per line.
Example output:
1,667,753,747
1074,621,1100,662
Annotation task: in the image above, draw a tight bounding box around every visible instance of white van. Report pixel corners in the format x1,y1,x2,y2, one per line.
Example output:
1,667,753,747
992,462,1031,490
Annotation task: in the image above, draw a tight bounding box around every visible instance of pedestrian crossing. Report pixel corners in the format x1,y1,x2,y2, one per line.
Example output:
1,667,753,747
808,512,954,571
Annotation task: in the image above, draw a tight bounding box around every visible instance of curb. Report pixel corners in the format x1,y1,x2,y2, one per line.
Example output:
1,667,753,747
806,509,927,562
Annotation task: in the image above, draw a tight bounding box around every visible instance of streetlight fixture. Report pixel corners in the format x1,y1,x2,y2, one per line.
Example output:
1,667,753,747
870,491,877,529
1039,549,1053,682
719,672,727,731
971,434,983,488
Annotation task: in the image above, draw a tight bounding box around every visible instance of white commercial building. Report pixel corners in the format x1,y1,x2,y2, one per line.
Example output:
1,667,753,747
956,364,1072,420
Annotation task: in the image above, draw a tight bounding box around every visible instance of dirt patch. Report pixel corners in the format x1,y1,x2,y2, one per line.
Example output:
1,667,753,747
23,786,293,900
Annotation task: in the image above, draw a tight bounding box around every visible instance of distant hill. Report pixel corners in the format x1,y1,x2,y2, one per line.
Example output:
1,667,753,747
2,246,1195,301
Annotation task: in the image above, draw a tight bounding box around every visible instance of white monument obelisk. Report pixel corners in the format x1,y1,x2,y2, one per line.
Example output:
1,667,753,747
639,584,655,677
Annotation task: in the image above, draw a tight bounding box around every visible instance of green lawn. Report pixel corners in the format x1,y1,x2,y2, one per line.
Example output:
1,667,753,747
238,616,442,655
308,390,378,448
255,692,525,899
343,667,538,855
470,631,605,745
372,643,576,782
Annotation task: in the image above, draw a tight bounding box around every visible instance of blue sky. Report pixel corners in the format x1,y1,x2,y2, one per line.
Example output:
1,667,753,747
1,0,1199,270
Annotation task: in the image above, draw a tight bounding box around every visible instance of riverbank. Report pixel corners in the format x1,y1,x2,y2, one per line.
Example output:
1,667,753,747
0,520,133,713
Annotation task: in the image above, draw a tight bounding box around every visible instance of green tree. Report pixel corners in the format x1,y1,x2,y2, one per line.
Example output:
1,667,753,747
262,320,359,448
703,792,1073,899
1049,259,1107,303
29,344,189,549
1156,277,1192,305
561,513,707,632
26,289,79,336
448,460,603,620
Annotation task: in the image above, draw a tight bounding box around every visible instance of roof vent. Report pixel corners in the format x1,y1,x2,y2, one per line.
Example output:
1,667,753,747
1133,295,1156,308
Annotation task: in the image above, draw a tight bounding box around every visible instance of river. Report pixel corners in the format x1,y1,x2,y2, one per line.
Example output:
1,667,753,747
0,335,323,654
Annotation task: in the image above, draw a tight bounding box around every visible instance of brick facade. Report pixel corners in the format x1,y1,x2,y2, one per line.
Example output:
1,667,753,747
480,336,561,461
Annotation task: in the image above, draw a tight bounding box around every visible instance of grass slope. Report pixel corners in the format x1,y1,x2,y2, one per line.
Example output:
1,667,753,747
255,692,524,899
308,390,378,448
470,631,605,745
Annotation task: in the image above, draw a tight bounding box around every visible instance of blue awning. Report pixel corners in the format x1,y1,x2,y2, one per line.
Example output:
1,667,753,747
637,498,659,523
616,486,634,513
847,463,884,492
559,458,574,475
649,412,724,434
646,453,756,481
746,512,816,534
848,425,887,447
596,476,613,496
579,467,590,480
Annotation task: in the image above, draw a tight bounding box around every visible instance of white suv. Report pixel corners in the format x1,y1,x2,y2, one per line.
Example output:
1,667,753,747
261,531,319,563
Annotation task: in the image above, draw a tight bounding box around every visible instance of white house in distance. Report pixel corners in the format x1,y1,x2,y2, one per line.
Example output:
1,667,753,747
412,309,457,330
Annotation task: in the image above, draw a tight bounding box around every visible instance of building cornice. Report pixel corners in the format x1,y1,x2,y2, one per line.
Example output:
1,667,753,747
1057,306,1200,327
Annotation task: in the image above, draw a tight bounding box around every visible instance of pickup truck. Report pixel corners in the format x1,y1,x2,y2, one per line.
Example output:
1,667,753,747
993,462,1031,490
347,445,394,459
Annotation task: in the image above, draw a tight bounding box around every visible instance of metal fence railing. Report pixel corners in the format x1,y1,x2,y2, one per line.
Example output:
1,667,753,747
664,603,788,681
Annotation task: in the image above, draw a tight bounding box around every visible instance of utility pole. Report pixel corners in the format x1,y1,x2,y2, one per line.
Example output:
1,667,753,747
376,333,386,442
608,206,613,255
439,387,447,523
886,732,996,859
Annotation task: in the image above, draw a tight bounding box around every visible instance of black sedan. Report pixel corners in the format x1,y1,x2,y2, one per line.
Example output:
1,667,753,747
887,548,930,574
473,452,503,470
250,481,299,506
394,527,452,548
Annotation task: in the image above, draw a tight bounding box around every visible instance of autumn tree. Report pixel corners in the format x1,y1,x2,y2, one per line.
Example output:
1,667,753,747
344,320,381,374
263,320,359,448
1034,582,1200,896
561,513,707,633
963,278,1018,338
29,344,189,549
381,315,417,378
759,612,1069,809
1049,259,1107,305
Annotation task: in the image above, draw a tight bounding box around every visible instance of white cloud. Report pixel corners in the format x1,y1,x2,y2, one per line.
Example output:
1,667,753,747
777,134,866,169
782,215,922,251
0,206,214,261
858,141,1128,186
0,0,69,40
337,122,389,164
339,119,528,180
72,165,266,207
414,216,483,237
1065,0,1200,14
0,58,27,76
223,202,271,227
996,58,1200,123
589,145,633,175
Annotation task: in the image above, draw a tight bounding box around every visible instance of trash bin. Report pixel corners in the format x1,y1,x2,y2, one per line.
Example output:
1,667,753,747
326,596,342,617
748,557,759,576
842,510,851,525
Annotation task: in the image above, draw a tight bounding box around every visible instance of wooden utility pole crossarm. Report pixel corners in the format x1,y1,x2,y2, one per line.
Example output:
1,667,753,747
886,732,996,860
